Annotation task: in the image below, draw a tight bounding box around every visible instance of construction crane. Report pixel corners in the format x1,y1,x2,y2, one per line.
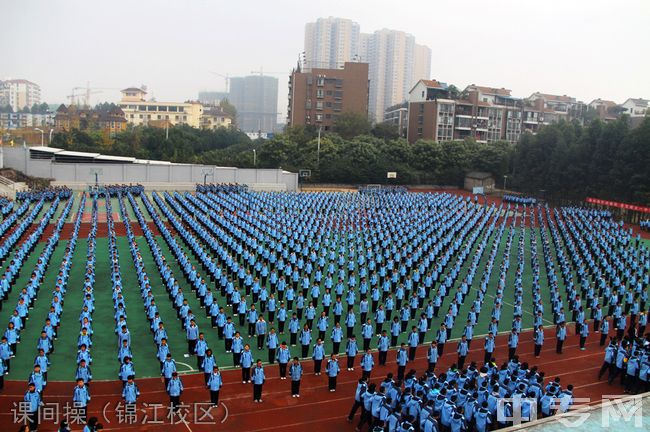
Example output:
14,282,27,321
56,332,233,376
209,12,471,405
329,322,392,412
66,82,121,107
250,68,286,77
208,71,230,93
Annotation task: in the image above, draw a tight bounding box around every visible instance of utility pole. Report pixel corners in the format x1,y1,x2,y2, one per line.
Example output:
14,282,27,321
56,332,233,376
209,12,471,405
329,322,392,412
317,126,322,167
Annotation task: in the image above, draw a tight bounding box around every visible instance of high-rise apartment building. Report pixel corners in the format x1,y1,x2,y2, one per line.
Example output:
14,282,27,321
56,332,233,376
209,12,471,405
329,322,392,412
304,17,361,70
361,29,431,123
303,19,431,124
228,76,279,133
0,79,41,111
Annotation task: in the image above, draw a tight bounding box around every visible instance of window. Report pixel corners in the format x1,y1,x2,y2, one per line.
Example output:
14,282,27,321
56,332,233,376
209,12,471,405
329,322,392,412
147,105,157,111
175,115,179,120
183,115,187,120
325,114,331,119
326,90,333,96
333,91,343,99
138,105,147,111
157,115,161,120
316,101,323,110
317,76,325,86
139,114,143,119
335,79,343,87
326,102,332,108
315,114,323,121
158,106,167,112
178,107,185,113
316,89,324,98
168,106,178,112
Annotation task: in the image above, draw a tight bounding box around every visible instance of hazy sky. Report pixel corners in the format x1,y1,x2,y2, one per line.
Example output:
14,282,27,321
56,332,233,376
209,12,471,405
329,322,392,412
3,0,649,120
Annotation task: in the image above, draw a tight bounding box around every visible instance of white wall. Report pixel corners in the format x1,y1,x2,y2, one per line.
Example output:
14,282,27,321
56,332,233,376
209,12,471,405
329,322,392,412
2,147,298,191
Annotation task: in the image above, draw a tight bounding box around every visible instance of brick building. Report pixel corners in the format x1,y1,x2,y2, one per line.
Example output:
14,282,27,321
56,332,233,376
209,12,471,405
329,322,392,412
287,62,369,131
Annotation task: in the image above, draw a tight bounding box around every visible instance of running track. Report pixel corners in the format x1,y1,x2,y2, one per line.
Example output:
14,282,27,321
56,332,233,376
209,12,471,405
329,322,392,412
0,327,621,431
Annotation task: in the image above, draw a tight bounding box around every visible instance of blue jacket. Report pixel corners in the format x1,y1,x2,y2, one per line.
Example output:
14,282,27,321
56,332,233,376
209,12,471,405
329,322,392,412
326,359,340,377
122,382,139,403
207,372,223,391
73,385,91,406
289,363,303,381
252,366,265,384
167,377,183,396
241,350,254,368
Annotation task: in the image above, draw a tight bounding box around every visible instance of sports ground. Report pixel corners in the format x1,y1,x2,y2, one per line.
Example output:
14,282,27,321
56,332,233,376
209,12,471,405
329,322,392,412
0,188,647,430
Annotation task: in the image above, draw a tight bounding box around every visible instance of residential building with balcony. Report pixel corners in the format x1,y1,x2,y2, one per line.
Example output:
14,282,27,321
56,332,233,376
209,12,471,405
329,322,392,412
118,87,204,128
588,99,619,122
383,102,409,137
0,79,41,112
287,62,369,131
620,98,648,117
200,107,233,130
0,112,54,130
54,104,127,134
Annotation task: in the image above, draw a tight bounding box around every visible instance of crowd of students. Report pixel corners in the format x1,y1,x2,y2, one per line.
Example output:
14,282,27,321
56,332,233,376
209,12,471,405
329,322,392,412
598,334,650,394
103,184,144,197
501,195,537,205
4,194,80,430
196,183,248,194
347,358,574,432
358,186,408,195
1,184,648,429
0,196,13,216
641,220,650,231
16,186,72,202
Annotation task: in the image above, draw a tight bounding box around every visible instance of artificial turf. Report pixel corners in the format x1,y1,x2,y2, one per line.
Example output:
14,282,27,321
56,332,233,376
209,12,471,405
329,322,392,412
1,194,597,381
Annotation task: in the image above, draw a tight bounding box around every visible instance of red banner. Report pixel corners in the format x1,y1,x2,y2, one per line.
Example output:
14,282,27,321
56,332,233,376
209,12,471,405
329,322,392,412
586,197,650,213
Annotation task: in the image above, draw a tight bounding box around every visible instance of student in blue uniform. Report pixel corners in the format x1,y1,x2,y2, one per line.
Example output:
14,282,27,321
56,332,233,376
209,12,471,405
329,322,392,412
207,365,223,406
252,359,265,403
167,371,183,412
326,353,340,392
312,339,325,375
289,357,303,397
276,341,291,379
534,326,544,358
556,322,567,354
24,382,41,431
73,378,91,424
508,328,519,360
240,344,254,383
360,349,375,380
396,343,409,381
407,327,419,361
457,335,469,370
122,375,140,407
484,333,495,365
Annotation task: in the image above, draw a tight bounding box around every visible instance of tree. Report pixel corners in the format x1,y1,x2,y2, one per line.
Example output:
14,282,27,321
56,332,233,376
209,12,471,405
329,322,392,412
447,85,461,100
94,102,120,113
219,99,237,124
333,112,371,139
371,121,400,140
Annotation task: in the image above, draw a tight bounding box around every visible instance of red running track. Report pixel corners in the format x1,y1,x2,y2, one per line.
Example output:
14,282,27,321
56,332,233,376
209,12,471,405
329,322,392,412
0,327,621,431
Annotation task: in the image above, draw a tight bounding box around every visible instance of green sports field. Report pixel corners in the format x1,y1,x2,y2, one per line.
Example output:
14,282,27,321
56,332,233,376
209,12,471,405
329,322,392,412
0,194,635,382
